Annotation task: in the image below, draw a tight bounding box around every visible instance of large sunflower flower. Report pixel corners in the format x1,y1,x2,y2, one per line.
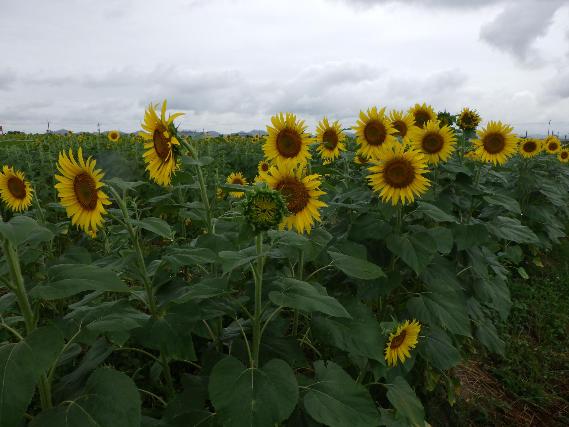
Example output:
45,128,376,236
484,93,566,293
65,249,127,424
410,120,457,164
140,100,184,186
353,107,397,159
315,117,346,162
0,166,33,212
408,103,437,129
558,149,569,163
368,144,431,206
472,121,517,165
265,164,327,234
107,130,120,143
263,112,312,168
54,148,111,235
385,320,421,367
389,110,417,146
226,172,248,198
518,138,542,158
457,107,481,131
544,135,561,154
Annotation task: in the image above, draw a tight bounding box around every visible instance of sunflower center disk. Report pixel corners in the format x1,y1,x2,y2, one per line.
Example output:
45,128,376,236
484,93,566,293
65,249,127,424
276,129,302,158
276,178,309,214
392,121,407,138
384,159,415,188
390,330,407,349
7,177,26,199
261,163,269,172
73,173,98,210
483,133,506,154
322,129,338,150
364,120,387,146
562,152,568,159
153,128,171,160
414,111,430,128
523,141,536,152
232,178,244,185
422,132,444,154
549,143,558,151
252,197,277,223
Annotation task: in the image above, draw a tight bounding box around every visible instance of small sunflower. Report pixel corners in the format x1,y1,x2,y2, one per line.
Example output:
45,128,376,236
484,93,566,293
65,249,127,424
107,130,120,143
518,138,542,158
464,150,480,161
544,135,561,154
243,186,287,233
389,110,417,145
558,149,569,163
385,320,421,367
263,112,312,168
409,103,437,129
354,150,371,165
139,100,184,186
472,121,517,165
0,166,33,212
353,107,397,159
54,148,111,235
368,144,431,206
226,172,248,198
457,107,481,132
265,164,327,234
315,117,346,162
410,120,457,164
258,160,271,176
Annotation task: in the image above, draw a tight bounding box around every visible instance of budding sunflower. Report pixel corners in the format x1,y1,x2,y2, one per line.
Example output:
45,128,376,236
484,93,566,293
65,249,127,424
457,107,481,132
437,111,455,128
243,186,287,233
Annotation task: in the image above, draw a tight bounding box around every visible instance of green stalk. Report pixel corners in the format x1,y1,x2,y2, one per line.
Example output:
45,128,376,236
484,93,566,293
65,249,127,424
292,250,304,336
251,233,265,368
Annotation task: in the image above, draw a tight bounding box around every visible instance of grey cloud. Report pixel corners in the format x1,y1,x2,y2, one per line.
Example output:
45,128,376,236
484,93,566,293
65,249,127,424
333,0,501,9
0,69,17,90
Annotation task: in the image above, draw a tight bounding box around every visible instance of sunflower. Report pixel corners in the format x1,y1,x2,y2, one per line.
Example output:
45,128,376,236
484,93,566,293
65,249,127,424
139,100,184,186
464,150,480,161
315,117,346,162
354,107,397,159
472,121,517,165
368,144,431,206
265,164,327,234
0,166,33,212
457,107,481,131
257,160,271,176
410,120,457,164
263,112,312,168
54,148,111,235
408,103,437,128
389,110,417,146
385,320,421,367
107,130,120,143
354,150,371,165
243,186,287,233
226,172,248,198
558,149,569,163
518,138,542,158
544,135,561,154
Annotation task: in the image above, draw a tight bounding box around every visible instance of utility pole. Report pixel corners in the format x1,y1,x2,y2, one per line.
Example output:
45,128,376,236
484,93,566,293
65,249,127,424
97,122,101,136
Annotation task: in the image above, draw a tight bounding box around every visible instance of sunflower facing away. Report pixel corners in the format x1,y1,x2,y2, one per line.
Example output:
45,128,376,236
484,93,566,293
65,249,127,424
315,117,346,162
140,100,184,186
518,138,542,158
226,172,248,198
265,164,327,234
410,120,457,164
472,121,517,165
54,148,111,236
409,103,437,129
385,320,421,367
107,130,120,143
544,135,561,154
264,112,312,168
389,110,417,146
368,144,431,206
354,107,397,159
558,149,569,163
457,107,481,132
0,166,33,212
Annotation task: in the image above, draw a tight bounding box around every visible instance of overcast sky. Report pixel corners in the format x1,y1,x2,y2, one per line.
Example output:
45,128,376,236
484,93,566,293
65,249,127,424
1,0,568,135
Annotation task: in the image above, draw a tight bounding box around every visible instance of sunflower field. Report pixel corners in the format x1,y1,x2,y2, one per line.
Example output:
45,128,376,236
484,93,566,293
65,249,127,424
0,102,568,426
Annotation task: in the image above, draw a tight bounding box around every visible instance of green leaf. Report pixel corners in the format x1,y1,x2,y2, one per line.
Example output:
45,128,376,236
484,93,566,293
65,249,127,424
218,249,257,274
451,223,489,251
0,325,64,427
303,361,379,427
209,357,298,427
416,201,458,223
133,217,174,239
427,227,453,255
483,194,521,214
419,327,461,370
30,368,141,427
163,248,219,269
328,251,385,280
0,216,53,247
30,264,129,300
487,216,539,244
386,376,425,427
386,232,436,275
269,278,351,318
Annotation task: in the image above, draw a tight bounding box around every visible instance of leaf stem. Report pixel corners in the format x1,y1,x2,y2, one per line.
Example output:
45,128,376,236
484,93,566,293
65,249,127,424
251,233,265,368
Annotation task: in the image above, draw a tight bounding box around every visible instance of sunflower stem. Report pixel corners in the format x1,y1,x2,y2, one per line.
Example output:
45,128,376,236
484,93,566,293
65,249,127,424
292,249,304,336
252,232,265,368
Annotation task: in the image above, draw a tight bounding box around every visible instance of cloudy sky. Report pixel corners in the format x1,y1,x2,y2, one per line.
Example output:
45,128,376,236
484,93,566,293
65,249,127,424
1,0,568,136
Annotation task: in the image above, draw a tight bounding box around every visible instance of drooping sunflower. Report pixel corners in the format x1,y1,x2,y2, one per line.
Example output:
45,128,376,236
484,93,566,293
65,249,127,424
472,121,517,165
315,117,346,162
385,320,421,367
368,144,431,206
408,103,437,129
457,107,481,132
263,112,312,168
389,110,417,146
353,107,397,159
544,135,561,154
410,120,457,164
265,164,327,234
257,160,271,176
54,147,111,235
518,138,542,158
0,166,34,212
107,130,120,143
226,172,248,198
558,149,569,163
139,100,184,186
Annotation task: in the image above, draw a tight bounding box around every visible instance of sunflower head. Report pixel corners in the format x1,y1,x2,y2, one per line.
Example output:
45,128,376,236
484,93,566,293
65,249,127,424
107,130,120,143
315,117,346,162
0,166,34,212
409,103,437,129
243,186,287,233
258,160,271,176
226,172,248,198
353,106,397,159
544,135,561,154
518,138,542,158
388,110,418,145
457,107,481,131
263,112,312,168
354,150,371,165
385,320,421,367
558,149,569,163
472,121,517,165
437,111,455,128
410,120,457,165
